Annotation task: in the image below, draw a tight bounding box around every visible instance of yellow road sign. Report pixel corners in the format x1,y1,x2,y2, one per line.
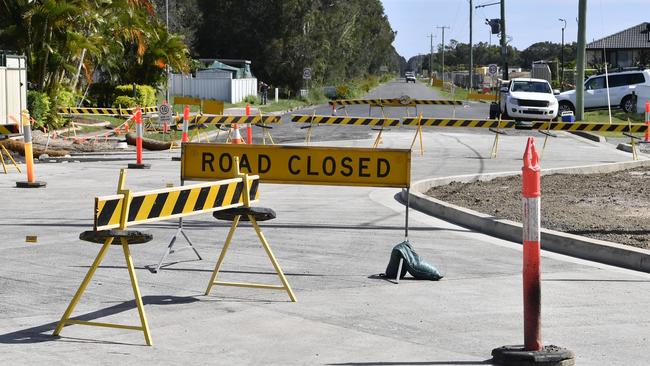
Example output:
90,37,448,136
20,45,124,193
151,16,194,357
94,177,260,230
182,143,411,188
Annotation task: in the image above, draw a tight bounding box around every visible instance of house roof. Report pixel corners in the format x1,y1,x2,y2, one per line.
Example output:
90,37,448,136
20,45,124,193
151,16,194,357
587,23,650,49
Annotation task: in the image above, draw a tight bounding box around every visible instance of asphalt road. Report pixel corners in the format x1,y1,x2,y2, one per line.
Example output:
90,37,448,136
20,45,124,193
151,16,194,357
1,79,649,365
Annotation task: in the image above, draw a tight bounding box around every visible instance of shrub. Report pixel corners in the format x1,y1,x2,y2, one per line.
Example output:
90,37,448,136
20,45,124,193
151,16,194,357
114,84,157,106
243,95,258,105
27,91,50,129
335,85,352,99
113,95,137,108
53,88,76,107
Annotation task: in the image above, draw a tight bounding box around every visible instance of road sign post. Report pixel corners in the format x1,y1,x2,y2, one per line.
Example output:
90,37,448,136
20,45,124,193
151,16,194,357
159,101,172,135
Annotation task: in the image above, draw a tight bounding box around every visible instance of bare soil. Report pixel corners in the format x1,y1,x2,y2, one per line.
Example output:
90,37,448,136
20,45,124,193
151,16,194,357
426,168,650,249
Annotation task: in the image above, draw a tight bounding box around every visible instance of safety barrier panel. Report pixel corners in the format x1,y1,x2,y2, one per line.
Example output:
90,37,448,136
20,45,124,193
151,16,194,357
54,167,283,346
328,98,462,107
291,115,400,127
57,106,158,116
403,117,516,128
0,123,20,135
174,114,281,126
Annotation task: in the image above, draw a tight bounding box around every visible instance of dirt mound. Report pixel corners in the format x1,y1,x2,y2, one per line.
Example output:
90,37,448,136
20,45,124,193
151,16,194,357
426,168,650,249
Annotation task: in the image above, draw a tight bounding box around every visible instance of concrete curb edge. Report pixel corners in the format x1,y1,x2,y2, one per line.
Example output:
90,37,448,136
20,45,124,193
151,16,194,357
403,160,650,273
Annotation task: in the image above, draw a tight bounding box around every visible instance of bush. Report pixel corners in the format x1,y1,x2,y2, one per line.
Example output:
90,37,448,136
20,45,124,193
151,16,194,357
53,88,76,107
27,91,50,129
243,95,258,105
114,84,157,106
113,95,137,108
335,85,352,99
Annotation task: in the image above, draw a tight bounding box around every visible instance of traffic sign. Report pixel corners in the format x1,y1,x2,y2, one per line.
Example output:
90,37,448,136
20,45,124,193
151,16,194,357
488,64,498,76
159,102,172,124
181,143,411,188
303,68,312,80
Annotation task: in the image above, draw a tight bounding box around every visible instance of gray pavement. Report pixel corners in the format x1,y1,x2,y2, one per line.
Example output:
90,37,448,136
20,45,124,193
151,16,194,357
1,81,649,365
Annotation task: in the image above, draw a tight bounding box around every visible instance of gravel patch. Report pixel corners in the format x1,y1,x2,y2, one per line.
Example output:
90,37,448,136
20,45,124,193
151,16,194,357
426,168,650,249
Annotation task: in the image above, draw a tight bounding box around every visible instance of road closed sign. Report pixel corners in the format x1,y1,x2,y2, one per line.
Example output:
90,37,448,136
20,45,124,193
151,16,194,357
181,143,411,188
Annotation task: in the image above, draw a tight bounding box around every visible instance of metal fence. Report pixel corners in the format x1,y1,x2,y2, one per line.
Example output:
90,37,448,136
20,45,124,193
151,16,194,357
169,74,257,103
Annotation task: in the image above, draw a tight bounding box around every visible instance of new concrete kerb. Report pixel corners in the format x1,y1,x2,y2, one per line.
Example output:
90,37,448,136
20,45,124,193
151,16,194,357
402,160,650,273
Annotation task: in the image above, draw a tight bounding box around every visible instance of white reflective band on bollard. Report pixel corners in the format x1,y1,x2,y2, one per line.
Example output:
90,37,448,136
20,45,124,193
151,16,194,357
522,197,540,242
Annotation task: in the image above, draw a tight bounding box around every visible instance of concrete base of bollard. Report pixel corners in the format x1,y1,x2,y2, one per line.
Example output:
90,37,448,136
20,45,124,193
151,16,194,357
491,345,575,366
127,163,151,169
16,181,47,188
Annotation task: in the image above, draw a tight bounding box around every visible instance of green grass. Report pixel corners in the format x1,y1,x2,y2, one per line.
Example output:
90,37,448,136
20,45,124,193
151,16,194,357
582,109,644,124
429,84,473,101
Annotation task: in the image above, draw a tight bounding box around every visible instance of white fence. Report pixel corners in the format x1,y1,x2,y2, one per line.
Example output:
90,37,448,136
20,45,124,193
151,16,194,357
169,74,257,103
1,55,27,132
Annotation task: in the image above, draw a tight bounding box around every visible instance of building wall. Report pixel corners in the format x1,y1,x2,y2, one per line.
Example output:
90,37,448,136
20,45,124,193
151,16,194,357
169,73,257,103
1,55,27,132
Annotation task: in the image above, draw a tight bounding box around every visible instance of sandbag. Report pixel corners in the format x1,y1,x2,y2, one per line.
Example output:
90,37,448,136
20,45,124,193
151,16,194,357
384,241,443,281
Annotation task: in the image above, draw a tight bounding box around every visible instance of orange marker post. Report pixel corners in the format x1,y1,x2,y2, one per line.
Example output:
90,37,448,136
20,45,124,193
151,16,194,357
644,100,649,142
128,107,150,169
16,110,46,188
182,105,190,143
522,137,541,351
245,103,252,144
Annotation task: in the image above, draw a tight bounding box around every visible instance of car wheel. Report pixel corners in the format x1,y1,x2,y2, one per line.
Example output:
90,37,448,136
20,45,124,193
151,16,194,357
558,101,575,115
621,95,636,113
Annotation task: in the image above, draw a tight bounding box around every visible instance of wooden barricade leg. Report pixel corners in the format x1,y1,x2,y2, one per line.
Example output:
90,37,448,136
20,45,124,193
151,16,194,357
249,215,296,302
372,127,384,148
121,237,152,346
409,114,424,156
53,237,114,337
205,215,241,296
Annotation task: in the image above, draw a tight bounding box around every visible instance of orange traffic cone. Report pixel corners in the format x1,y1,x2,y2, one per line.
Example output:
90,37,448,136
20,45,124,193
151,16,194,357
231,123,244,144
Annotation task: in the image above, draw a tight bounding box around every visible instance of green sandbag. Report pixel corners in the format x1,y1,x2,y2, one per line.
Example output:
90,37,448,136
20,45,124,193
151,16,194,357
384,241,443,281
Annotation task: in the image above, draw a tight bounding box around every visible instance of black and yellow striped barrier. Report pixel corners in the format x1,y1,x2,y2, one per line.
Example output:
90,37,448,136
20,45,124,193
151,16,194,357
173,114,281,126
58,106,158,116
0,124,20,135
55,167,272,346
94,176,259,231
402,117,649,133
329,98,463,107
291,115,400,127
403,118,516,128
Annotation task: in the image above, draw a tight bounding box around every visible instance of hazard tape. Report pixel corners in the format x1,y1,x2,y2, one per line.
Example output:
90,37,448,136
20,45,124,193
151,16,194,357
291,115,400,127
94,177,260,230
0,124,20,135
329,99,463,106
402,118,649,133
173,115,281,126
58,106,158,116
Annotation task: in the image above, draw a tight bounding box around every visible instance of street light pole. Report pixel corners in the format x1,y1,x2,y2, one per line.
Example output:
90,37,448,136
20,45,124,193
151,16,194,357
469,0,474,91
559,18,566,91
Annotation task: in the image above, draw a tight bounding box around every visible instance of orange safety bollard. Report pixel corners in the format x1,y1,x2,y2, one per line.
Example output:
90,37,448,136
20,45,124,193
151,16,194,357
245,103,252,144
16,110,46,188
182,105,190,143
128,107,150,169
643,99,650,142
491,137,575,366
521,137,541,351
332,102,337,116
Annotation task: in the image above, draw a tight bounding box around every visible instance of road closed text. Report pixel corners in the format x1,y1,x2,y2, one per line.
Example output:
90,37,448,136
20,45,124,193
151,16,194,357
182,143,411,188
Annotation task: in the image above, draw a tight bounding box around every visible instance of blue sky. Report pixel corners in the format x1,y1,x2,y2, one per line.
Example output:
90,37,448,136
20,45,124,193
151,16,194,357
381,0,650,59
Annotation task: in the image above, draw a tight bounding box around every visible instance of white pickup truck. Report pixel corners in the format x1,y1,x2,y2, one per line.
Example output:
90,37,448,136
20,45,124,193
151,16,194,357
490,78,559,121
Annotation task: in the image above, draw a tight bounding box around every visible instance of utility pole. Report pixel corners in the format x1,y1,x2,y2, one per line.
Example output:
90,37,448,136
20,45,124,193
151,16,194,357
576,0,587,121
437,26,450,84
165,0,170,103
469,0,474,91
500,0,508,80
559,18,567,91
428,34,435,78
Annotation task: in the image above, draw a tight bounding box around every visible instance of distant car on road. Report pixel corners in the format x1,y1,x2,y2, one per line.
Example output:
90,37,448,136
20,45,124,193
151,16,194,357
405,72,416,83
490,78,558,121
555,69,650,114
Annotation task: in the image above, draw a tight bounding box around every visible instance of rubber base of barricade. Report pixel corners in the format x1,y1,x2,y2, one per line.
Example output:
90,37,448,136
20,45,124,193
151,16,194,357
16,181,47,188
127,163,151,169
491,345,575,366
171,156,181,161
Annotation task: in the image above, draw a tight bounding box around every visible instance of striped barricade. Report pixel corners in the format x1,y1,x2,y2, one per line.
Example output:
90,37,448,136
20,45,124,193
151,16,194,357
0,123,20,136
173,114,281,126
402,117,516,129
58,106,158,116
54,168,288,346
329,99,463,107
292,114,400,148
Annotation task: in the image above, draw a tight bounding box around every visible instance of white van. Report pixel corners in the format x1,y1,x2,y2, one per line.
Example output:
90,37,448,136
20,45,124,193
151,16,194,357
556,69,650,114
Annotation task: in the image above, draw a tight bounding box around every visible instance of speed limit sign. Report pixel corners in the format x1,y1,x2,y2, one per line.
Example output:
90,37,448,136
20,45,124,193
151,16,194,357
488,64,498,76
159,102,172,124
